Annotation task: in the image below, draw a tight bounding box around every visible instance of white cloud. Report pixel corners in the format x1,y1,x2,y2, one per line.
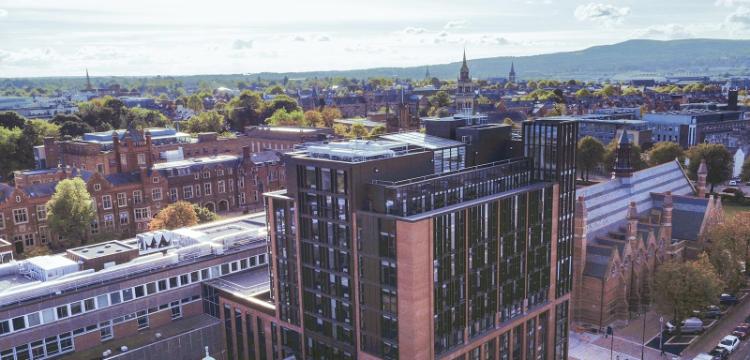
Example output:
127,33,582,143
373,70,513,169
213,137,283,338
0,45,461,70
403,27,427,35
716,0,750,7
574,3,630,25
292,35,306,42
316,35,331,42
726,6,750,29
479,35,511,45
444,20,466,29
232,39,254,50
0,9,7,17
636,24,693,40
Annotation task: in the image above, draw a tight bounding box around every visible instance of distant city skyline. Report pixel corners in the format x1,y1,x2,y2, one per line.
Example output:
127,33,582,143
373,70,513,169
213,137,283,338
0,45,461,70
0,0,749,77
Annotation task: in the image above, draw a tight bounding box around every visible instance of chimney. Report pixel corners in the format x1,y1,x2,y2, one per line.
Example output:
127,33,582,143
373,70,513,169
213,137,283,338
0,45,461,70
661,191,673,242
112,132,122,173
728,89,739,111
242,146,251,161
697,159,708,197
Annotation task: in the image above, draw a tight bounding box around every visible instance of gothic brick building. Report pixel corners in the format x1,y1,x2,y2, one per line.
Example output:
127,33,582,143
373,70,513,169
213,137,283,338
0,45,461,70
571,133,724,328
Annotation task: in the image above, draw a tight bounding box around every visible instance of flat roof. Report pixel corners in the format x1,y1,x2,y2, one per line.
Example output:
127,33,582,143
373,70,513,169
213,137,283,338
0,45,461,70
152,154,239,170
334,118,384,127
26,255,78,270
68,240,136,259
381,132,465,150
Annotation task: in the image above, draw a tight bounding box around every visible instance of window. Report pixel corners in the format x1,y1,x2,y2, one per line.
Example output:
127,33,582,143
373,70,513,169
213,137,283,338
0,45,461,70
96,163,105,174
39,226,48,243
203,171,210,179
0,320,9,336
23,234,34,247
169,276,178,288
183,186,193,199
56,305,69,319
171,305,182,319
158,280,168,291
137,311,149,329
133,190,143,204
100,321,113,340
228,179,234,192
217,169,224,176
70,302,82,315
195,184,202,197
204,183,212,195
169,188,178,201
119,212,129,225
0,214,4,229
137,153,146,165
152,176,159,183
238,177,245,188
110,292,121,305
146,282,156,294
117,193,127,207
151,188,162,201
94,183,101,191
12,317,25,331
194,172,200,180
134,285,145,298
84,298,96,311
27,313,40,327
12,208,28,224
122,288,134,301
36,205,47,220
103,214,114,228
96,294,109,308
217,180,225,193
102,195,112,210
15,195,20,203
134,208,151,221
239,192,246,205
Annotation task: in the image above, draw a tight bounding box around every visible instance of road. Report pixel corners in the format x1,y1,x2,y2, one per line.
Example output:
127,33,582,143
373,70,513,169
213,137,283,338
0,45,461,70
681,293,750,360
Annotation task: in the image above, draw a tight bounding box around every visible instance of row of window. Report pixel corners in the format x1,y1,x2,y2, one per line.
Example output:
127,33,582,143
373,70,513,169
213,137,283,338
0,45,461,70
0,254,267,338
0,206,47,227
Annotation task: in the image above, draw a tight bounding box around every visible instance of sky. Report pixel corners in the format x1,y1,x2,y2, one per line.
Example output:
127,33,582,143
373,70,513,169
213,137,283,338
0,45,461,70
0,0,749,77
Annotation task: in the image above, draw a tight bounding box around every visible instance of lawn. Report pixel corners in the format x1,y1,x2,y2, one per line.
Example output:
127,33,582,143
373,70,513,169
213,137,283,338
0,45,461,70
723,202,750,219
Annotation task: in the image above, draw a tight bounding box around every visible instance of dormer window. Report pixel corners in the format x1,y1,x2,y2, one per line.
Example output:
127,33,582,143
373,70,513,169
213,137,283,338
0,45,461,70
152,177,159,184
15,196,21,203
94,184,101,192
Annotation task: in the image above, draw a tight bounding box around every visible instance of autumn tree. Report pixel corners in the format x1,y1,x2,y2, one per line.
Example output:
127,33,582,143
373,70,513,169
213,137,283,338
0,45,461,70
706,214,750,294
46,178,96,249
653,257,723,333
320,107,342,127
647,142,685,166
303,110,325,127
368,125,387,138
687,143,732,193
148,201,199,230
266,109,307,127
577,136,605,181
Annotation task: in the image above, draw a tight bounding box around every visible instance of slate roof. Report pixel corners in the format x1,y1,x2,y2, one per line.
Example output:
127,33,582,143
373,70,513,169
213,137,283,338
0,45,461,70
105,172,142,186
249,151,281,165
0,184,14,202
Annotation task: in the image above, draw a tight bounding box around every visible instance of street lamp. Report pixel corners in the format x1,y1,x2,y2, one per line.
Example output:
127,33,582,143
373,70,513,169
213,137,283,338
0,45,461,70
659,316,665,356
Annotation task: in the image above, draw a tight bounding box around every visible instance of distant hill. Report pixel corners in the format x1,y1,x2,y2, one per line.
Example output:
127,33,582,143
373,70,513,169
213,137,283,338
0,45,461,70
256,39,750,81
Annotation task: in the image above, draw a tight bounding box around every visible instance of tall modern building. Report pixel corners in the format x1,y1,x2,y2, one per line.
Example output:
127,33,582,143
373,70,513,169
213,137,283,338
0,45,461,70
221,118,577,360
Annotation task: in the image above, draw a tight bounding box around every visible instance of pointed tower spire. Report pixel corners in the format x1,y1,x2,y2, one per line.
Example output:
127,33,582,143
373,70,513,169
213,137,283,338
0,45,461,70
459,48,470,82
85,68,92,91
613,130,633,178
425,65,431,80
509,62,517,83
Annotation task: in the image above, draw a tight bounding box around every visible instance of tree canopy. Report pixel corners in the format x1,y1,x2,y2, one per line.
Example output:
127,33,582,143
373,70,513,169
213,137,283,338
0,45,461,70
647,141,684,166
577,136,605,181
226,90,264,130
185,110,225,133
149,201,199,230
687,143,733,193
46,178,96,249
706,214,750,294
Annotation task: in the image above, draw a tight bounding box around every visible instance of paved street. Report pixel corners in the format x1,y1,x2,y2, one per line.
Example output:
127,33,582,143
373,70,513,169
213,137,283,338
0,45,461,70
681,292,750,359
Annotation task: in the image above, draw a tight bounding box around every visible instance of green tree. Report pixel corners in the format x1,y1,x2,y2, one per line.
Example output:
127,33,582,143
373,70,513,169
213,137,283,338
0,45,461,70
226,90,264,130
577,136,605,181
574,88,591,99
653,256,723,334
185,111,225,133
265,109,307,127
0,127,24,180
0,111,26,129
50,114,82,126
264,95,301,118
149,201,199,230
430,91,451,108
647,142,685,166
60,121,94,138
27,119,60,144
349,123,369,138
687,143,732,193
193,204,219,223
368,125,387,138
186,94,204,112
266,85,285,95
124,108,171,129
46,178,96,249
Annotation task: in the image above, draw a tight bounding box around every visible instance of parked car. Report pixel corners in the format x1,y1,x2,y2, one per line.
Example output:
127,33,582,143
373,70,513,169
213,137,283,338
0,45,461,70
718,335,741,353
708,346,730,360
729,180,738,186
695,305,722,319
720,293,738,306
666,317,704,334
732,323,750,339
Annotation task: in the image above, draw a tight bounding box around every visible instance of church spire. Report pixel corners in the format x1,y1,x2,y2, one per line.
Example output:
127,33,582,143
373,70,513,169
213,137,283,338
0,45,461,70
425,65,431,80
459,48,470,82
85,69,92,91
613,130,633,178
509,62,517,84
